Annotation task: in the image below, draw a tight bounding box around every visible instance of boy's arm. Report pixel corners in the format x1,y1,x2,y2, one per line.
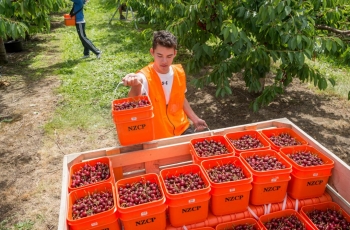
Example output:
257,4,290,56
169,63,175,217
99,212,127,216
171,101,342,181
183,98,207,131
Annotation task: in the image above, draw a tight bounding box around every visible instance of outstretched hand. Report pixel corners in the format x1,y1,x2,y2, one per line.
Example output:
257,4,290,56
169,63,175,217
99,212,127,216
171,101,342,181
122,73,143,87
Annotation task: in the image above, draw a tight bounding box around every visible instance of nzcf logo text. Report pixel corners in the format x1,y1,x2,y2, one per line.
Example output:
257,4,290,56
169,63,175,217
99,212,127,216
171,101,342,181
128,124,146,131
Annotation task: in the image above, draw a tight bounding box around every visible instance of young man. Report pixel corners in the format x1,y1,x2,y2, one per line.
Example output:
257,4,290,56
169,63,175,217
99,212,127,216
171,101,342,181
122,30,207,140
71,0,102,59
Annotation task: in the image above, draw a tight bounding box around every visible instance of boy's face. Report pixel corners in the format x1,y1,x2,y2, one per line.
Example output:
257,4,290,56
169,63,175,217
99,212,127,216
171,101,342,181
150,45,177,74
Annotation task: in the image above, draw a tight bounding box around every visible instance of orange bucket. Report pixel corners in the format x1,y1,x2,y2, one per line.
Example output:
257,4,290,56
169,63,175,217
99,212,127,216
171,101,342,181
193,228,215,230
258,209,314,230
225,130,270,154
111,95,154,146
64,14,76,26
260,127,308,151
159,164,211,227
300,202,350,229
216,218,261,230
68,156,114,193
201,156,253,216
279,145,334,199
66,182,120,230
190,135,235,164
240,150,292,205
116,173,167,230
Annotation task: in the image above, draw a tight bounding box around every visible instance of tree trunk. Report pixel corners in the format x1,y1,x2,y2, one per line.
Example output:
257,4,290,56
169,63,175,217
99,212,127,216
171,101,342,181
0,38,9,64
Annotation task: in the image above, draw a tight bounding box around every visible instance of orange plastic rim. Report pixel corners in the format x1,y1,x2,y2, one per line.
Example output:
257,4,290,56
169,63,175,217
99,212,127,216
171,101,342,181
260,127,308,151
225,130,271,154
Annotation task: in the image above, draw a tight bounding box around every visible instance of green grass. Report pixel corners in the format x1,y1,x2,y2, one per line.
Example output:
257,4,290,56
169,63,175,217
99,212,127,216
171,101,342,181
45,0,154,134
307,55,350,98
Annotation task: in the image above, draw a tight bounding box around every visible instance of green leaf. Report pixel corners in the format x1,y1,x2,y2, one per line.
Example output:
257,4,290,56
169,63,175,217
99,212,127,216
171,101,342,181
326,40,332,52
318,77,327,90
285,6,291,15
287,52,294,63
328,78,335,87
215,87,221,97
277,2,284,14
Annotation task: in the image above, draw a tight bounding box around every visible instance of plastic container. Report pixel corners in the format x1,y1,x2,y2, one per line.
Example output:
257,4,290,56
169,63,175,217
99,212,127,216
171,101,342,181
260,127,308,151
240,150,292,205
159,164,211,227
216,218,260,230
258,209,313,230
190,135,235,164
201,156,253,216
66,182,120,230
111,95,154,146
68,157,114,193
192,228,215,230
64,14,76,26
279,145,335,199
116,173,167,230
288,192,332,212
301,202,350,229
225,130,270,154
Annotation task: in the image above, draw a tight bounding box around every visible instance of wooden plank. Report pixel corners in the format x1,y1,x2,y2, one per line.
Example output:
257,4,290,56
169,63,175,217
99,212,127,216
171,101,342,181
58,155,69,230
109,142,190,168
106,148,124,181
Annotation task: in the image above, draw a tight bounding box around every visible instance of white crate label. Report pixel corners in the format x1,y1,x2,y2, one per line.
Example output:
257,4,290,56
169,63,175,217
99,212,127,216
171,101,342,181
91,222,98,227
141,211,148,216
313,173,319,176
229,188,236,192
271,177,279,182
188,198,195,203
131,117,137,121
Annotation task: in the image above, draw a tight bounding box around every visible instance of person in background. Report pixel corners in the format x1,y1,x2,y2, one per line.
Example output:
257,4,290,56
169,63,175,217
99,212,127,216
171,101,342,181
119,2,127,20
71,0,102,59
122,30,207,140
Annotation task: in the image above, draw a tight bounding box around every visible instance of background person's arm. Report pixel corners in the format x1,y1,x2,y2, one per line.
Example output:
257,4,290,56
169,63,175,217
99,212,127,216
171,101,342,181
183,98,207,131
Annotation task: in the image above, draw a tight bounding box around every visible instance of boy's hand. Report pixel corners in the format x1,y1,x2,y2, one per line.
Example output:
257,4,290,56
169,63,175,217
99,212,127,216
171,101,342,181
122,73,143,86
193,118,208,132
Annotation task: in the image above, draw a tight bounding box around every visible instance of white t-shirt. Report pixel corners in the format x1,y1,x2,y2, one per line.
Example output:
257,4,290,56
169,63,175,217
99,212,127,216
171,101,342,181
139,67,175,105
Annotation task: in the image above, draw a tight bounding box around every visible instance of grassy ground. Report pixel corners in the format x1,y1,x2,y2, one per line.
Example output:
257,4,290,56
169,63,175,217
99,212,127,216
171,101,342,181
1,0,349,228
45,1,154,135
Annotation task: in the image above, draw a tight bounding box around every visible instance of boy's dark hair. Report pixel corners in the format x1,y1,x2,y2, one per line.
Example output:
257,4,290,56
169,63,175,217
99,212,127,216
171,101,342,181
152,30,177,50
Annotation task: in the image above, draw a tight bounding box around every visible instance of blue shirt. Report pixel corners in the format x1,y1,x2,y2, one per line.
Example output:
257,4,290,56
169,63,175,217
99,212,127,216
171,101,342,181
71,0,85,23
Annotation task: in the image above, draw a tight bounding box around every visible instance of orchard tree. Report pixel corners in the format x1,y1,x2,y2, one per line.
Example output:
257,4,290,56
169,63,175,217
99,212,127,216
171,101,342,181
128,0,350,110
0,0,66,64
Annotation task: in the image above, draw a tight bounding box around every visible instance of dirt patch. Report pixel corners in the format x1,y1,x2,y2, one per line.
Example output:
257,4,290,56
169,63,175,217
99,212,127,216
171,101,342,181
0,38,349,229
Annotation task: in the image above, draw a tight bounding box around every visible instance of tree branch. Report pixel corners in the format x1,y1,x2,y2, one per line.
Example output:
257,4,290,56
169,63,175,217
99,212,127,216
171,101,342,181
315,24,350,35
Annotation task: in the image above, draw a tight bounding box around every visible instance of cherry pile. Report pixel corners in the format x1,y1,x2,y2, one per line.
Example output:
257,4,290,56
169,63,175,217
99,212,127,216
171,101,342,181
118,179,163,207
205,163,246,183
72,190,114,220
226,224,257,230
269,133,302,147
244,154,286,171
193,139,229,157
263,215,306,230
229,134,264,150
163,172,207,194
113,99,150,111
286,150,324,167
71,162,110,188
306,208,350,229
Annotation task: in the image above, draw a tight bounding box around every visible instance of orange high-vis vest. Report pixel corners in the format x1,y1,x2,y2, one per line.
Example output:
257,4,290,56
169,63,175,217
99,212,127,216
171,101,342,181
139,63,190,139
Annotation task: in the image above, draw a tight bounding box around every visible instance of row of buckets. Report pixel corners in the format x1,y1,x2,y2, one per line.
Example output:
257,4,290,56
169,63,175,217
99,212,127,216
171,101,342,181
65,142,345,230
